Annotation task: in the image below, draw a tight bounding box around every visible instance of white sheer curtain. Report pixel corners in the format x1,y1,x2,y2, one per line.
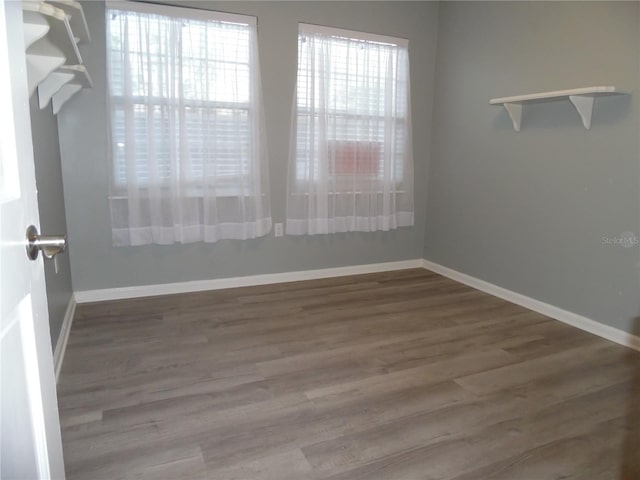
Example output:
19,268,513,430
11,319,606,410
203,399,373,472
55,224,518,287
106,2,271,246
287,23,413,235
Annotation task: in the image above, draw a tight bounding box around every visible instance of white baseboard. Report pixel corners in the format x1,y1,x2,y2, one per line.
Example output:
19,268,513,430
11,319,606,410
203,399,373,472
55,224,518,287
53,294,76,382
422,259,640,353
74,259,424,303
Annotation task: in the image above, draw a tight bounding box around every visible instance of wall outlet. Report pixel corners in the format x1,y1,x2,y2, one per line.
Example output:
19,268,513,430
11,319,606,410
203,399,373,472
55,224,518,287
274,223,284,237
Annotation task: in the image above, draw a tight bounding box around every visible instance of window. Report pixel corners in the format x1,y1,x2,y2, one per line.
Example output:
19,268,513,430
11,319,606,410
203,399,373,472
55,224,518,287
286,23,414,235
106,2,270,246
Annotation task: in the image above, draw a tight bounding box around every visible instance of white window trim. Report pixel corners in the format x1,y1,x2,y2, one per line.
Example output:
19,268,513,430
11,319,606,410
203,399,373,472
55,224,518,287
299,22,407,47
106,1,255,26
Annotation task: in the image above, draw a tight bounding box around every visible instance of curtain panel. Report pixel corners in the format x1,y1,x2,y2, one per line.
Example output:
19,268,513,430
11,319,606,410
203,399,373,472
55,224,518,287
106,2,271,246
286,23,414,235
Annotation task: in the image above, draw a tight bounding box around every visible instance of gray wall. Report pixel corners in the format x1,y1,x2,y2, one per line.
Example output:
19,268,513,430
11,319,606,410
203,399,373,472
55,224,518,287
426,2,640,333
30,96,73,349
57,1,439,291
56,1,640,336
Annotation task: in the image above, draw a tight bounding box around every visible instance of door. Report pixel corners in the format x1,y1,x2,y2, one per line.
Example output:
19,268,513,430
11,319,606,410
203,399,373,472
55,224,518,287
0,0,65,478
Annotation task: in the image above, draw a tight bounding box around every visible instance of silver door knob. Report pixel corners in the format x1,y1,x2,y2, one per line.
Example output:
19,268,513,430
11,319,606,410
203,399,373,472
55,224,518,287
26,225,67,260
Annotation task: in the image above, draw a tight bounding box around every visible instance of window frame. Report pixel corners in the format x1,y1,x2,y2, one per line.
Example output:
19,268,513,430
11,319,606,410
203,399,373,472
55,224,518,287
106,1,258,197
293,23,411,193
106,1,255,33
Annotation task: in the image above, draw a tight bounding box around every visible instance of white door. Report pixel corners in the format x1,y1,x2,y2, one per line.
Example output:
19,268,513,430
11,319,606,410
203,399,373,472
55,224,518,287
0,0,65,478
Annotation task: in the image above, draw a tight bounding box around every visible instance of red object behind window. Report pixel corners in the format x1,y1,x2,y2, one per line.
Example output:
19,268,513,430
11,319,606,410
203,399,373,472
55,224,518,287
329,141,381,174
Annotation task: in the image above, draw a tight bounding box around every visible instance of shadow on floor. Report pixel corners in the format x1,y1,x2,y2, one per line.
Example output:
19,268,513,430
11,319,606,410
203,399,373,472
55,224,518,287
620,315,640,479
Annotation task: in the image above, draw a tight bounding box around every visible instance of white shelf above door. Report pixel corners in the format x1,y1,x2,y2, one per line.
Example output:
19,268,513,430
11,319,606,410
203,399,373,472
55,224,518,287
490,86,630,131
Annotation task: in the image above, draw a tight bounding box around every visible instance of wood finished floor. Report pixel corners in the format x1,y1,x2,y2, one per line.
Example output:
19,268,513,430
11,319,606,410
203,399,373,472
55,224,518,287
57,269,640,480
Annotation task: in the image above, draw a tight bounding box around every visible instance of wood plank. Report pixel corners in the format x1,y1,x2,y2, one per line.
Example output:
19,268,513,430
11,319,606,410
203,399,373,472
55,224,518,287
58,269,640,479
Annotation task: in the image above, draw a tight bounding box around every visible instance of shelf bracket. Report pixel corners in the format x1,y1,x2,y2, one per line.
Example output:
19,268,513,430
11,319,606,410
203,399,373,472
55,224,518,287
26,50,66,97
503,103,522,132
568,94,595,129
52,84,82,114
37,70,75,109
23,12,50,49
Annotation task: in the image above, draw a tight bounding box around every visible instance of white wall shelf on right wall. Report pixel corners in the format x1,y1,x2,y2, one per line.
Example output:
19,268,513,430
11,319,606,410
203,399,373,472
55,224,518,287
490,86,630,132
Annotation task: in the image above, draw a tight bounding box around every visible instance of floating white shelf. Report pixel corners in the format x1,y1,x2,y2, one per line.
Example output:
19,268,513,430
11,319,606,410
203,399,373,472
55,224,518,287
490,86,630,131
22,1,91,115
